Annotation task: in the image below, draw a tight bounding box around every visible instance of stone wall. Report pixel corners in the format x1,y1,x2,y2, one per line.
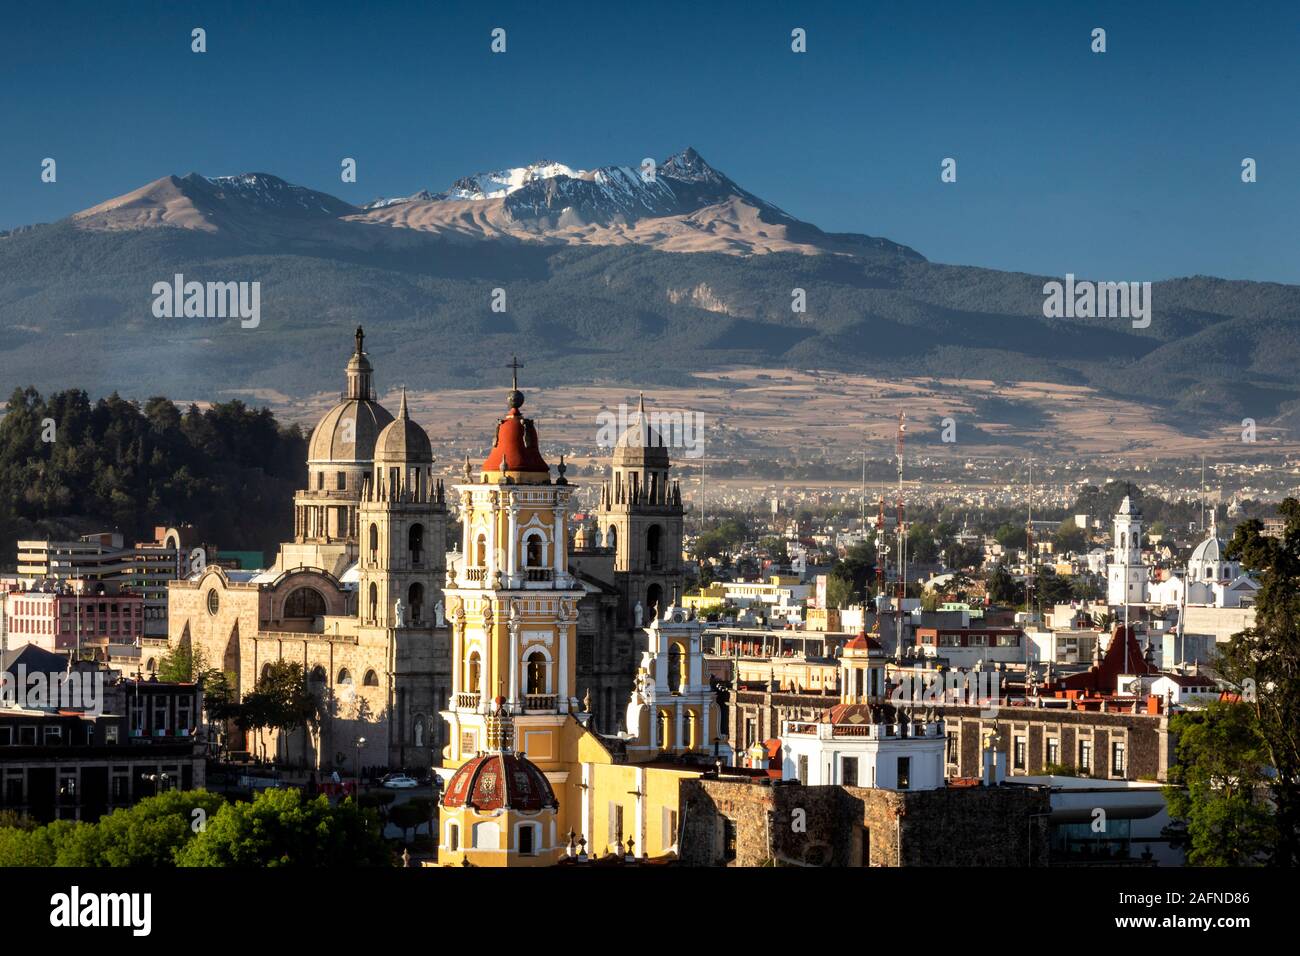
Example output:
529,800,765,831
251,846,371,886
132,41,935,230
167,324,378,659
678,777,1050,867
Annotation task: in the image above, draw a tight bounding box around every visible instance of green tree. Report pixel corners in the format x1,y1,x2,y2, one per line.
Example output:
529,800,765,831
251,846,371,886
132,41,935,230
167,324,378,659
237,661,319,761
986,564,1017,605
176,788,388,867
1165,702,1275,865
1052,519,1086,554
156,643,208,683
824,575,855,610
51,790,227,867
1203,503,1300,865
994,523,1024,551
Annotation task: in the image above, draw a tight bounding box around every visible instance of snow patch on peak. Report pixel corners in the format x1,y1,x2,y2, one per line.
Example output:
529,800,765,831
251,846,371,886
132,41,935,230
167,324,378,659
440,161,586,201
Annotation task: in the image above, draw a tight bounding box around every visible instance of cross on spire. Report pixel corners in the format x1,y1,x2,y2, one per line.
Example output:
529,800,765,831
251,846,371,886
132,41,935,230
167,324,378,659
506,355,523,391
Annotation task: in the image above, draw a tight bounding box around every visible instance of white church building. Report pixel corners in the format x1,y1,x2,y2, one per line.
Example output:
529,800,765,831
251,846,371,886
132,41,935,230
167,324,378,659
779,635,946,791
1106,496,1149,607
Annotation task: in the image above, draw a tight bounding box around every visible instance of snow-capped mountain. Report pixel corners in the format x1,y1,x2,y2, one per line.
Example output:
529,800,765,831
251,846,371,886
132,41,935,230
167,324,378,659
67,148,919,258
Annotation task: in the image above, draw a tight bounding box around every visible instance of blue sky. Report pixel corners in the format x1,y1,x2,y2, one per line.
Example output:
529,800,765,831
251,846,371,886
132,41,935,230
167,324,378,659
2,0,1297,281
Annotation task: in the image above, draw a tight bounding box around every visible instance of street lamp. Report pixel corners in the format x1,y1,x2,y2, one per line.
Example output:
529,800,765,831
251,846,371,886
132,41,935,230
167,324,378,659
356,736,366,793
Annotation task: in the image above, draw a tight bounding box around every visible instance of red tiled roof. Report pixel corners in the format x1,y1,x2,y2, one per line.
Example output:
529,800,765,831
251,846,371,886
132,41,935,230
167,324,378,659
441,751,558,813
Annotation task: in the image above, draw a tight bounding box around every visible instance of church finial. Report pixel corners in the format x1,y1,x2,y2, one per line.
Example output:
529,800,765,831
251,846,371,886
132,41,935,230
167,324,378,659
355,326,364,355
506,356,525,410
398,386,409,420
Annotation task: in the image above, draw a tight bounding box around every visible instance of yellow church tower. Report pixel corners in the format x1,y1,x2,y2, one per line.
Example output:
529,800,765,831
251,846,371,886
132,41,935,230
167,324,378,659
439,361,585,773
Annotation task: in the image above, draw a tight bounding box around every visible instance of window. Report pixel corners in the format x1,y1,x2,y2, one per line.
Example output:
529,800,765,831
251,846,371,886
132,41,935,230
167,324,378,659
526,652,548,695
1047,738,1059,766
44,726,63,744
402,583,422,625
664,808,679,848
368,523,379,559
526,534,543,568
105,725,119,745
206,589,220,615
316,472,324,490
723,818,737,863
337,668,352,685
947,731,958,765
284,588,326,619
409,524,424,565
1112,741,1126,777
797,754,809,785
336,471,346,490
897,756,911,790
1079,740,1093,774
0,728,10,746
1014,736,1026,770
610,802,624,848
363,669,379,687
467,651,481,694
447,823,460,852
518,824,536,855
647,525,662,568
841,755,858,786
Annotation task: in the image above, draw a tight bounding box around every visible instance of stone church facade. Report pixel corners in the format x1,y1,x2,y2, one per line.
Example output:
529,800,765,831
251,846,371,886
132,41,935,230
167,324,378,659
168,329,684,772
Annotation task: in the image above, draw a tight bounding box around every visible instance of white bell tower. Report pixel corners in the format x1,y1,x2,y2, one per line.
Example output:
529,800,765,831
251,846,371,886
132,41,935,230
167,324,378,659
1107,496,1147,606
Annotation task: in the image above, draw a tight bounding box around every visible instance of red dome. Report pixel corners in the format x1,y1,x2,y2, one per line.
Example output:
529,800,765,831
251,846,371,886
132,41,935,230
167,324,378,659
482,407,549,478
441,751,558,813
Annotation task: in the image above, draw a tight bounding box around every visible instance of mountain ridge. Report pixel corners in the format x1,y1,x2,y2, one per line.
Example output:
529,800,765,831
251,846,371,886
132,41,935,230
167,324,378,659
2,148,1298,453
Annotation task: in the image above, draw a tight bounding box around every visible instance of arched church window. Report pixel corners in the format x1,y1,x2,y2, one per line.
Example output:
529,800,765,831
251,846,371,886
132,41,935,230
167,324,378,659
368,583,378,623
668,642,685,693
409,523,424,565
284,587,327,619
646,583,663,619
526,534,543,568
467,651,481,694
475,535,487,567
368,524,379,560
526,651,548,695
647,525,662,568
363,669,379,687
409,582,424,622
337,668,352,685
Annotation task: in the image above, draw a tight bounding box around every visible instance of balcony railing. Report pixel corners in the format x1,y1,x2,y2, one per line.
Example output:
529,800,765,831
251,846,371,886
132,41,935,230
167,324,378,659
465,568,487,583
456,692,481,710
524,693,558,711
524,568,553,582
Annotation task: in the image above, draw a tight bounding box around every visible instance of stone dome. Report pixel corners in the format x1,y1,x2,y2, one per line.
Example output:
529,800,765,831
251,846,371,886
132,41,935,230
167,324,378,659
612,394,670,467
374,389,431,463
307,326,394,464
308,399,394,464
